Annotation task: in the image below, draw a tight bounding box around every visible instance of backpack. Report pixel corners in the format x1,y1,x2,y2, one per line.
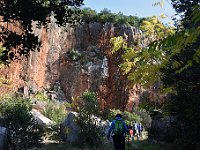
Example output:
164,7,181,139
113,120,123,135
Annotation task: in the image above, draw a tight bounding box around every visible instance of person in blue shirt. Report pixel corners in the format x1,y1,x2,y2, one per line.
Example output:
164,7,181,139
107,114,128,150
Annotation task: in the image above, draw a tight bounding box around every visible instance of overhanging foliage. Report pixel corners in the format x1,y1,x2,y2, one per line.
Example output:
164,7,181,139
0,0,83,64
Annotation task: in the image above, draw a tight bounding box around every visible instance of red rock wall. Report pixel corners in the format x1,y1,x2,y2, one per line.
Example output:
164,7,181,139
0,20,149,111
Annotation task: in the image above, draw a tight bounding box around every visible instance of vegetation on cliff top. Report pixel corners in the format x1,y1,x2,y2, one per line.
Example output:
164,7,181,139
82,8,142,27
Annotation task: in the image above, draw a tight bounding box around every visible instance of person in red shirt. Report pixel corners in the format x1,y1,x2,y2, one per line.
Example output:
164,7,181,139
129,126,134,142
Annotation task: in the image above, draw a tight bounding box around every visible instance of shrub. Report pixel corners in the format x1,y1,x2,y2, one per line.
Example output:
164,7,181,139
82,8,141,27
139,100,157,113
0,98,44,149
68,48,81,61
0,75,10,85
106,109,142,125
74,91,104,148
123,111,142,125
105,108,151,130
43,100,67,125
34,91,49,101
132,107,152,130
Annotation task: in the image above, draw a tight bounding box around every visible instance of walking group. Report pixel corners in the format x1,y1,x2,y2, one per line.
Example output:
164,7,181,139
107,113,143,150
128,121,143,141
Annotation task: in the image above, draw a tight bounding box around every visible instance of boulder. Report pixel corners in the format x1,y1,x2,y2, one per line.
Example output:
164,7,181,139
60,112,110,143
31,100,47,112
0,126,7,150
31,109,54,127
60,112,79,143
149,117,171,141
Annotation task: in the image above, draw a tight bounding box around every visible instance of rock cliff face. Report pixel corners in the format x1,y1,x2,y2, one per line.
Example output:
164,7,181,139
0,19,150,111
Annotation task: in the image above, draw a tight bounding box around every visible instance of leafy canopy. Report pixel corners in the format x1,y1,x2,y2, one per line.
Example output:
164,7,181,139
110,16,175,88
161,4,200,149
0,0,84,64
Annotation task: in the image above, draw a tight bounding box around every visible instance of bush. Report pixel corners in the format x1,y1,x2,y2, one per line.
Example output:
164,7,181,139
0,98,44,149
74,91,104,148
43,100,67,125
105,108,151,129
132,107,152,130
82,8,141,27
34,91,49,101
123,111,142,125
68,48,81,61
106,109,141,124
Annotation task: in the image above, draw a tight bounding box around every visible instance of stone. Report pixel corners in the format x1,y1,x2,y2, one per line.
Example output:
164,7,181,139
88,52,96,57
0,126,7,150
31,109,54,127
60,112,109,144
60,112,79,143
31,100,47,112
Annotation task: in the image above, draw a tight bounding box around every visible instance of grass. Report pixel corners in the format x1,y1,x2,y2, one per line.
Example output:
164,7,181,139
42,142,114,150
131,140,177,150
42,140,177,150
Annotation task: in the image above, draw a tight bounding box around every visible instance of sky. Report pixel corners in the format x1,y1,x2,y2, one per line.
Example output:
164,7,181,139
83,0,176,23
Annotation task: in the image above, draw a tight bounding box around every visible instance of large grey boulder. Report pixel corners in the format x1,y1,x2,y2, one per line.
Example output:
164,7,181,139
0,126,7,150
60,112,79,143
90,115,109,135
60,112,110,144
31,109,54,127
31,100,47,112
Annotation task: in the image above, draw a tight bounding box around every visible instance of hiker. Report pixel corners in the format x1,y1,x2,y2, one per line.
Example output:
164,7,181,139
107,114,128,150
137,122,143,139
133,122,139,140
129,126,134,142
138,123,143,138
